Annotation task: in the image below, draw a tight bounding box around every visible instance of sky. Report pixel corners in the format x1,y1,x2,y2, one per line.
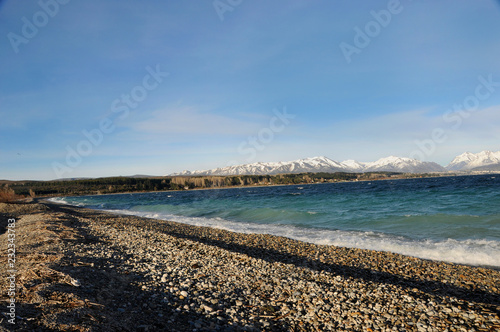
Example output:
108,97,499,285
1,0,500,180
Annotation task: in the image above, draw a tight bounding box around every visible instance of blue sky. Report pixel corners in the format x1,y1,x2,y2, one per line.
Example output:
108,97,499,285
1,0,500,180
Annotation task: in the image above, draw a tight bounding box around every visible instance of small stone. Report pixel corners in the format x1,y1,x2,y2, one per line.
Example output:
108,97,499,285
70,279,81,287
442,308,453,314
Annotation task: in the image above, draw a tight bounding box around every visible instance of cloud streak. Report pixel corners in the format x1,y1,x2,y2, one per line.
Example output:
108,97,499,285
130,106,271,137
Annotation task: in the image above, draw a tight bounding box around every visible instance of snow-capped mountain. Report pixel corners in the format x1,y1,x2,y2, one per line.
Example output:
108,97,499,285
172,156,446,176
363,156,446,173
446,150,500,171
340,159,366,171
174,157,347,176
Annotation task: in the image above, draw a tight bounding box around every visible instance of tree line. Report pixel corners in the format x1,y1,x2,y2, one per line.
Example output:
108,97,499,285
2,171,438,199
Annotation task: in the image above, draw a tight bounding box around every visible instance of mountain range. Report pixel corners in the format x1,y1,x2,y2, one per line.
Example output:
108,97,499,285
446,150,500,171
172,150,500,176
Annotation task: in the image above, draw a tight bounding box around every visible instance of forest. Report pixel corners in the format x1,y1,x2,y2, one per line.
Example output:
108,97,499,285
0,171,441,201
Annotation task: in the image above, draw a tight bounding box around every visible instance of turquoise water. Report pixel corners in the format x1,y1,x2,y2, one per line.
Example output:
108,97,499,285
51,174,500,267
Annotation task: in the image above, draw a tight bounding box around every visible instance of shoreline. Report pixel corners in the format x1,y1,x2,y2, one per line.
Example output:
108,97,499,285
46,201,500,274
8,171,481,200
51,200,500,270
45,195,500,271
1,201,499,330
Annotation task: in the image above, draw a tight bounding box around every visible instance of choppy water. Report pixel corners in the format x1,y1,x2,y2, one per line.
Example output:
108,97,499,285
51,174,500,267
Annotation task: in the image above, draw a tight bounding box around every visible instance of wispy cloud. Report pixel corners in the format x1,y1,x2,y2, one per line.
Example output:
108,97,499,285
1,1,500,179
129,105,266,137
327,105,500,162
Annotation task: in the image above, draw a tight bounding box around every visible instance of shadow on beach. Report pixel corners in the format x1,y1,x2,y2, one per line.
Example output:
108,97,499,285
152,226,500,309
48,202,500,308
5,201,497,331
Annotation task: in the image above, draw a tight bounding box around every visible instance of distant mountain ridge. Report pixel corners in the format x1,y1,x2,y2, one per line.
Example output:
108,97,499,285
172,156,446,176
361,156,445,173
172,150,500,176
446,150,500,171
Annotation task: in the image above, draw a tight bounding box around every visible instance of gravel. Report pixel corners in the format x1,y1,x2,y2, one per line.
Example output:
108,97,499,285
1,200,499,331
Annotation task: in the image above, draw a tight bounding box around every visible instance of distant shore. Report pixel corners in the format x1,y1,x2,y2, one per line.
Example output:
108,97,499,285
1,200,499,331
4,171,481,200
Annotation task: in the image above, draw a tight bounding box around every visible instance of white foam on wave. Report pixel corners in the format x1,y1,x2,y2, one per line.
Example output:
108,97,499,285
107,209,500,268
48,197,87,207
48,197,70,205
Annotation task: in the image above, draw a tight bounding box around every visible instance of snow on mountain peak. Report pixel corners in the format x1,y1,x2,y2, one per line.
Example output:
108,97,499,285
340,159,366,171
447,150,500,171
371,156,412,165
360,156,445,173
171,150,500,176
170,154,450,176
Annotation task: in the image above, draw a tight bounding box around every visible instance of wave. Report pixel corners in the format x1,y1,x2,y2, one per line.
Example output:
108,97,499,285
48,180,500,269
48,197,68,204
106,208,500,268
48,197,83,206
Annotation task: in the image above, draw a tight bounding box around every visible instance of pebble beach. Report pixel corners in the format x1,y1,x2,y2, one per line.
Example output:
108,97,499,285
1,201,499,331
